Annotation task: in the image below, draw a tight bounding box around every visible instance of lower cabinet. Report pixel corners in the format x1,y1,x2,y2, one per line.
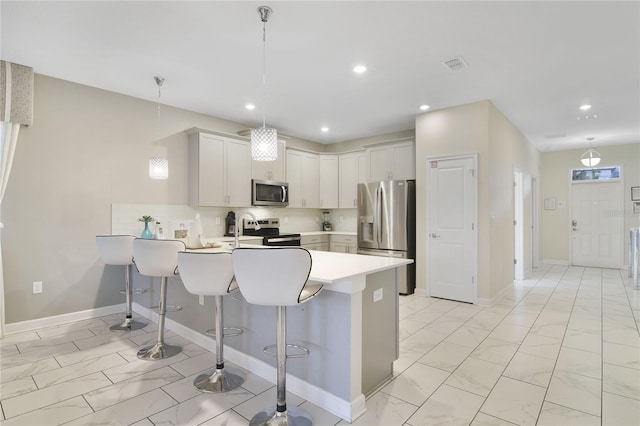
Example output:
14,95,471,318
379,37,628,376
330,234,357,253
301,234,329,251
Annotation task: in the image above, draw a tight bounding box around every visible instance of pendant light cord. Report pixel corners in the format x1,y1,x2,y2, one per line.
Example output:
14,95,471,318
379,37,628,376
261,19,267,129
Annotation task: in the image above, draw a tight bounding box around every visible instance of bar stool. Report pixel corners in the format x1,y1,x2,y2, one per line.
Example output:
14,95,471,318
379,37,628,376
96,235,147,331
232,247,323,426
177,251,246,392
133,238,186,360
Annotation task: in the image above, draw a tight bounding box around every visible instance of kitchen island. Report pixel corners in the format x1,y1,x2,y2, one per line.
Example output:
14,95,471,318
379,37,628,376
134,247,411,422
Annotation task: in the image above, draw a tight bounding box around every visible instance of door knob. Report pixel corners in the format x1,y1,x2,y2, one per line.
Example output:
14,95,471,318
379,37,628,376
431,233,441,239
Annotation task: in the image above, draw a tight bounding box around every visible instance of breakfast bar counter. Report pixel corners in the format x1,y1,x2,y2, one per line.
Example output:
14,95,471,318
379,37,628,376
134,247,411,422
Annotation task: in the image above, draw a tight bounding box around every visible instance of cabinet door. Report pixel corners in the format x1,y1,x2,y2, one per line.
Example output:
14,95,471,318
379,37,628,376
301,152,320,208
368,146,390,181
286,150,303,208
252,140,286,181
226,138,251,207
330,242,348,253
391,142,415,180
197,134,226,206
357,152,369,183
339,153,358,208
320,155,339,208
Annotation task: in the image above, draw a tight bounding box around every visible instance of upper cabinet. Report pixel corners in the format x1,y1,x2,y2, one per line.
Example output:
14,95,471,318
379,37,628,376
188,132,251,207
319,155,339,209
339,151,367,208
286,149,320,208
367,140,415,181
252,140,286,182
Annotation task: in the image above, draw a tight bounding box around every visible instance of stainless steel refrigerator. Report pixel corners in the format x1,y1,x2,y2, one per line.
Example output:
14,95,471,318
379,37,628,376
357,180,416,294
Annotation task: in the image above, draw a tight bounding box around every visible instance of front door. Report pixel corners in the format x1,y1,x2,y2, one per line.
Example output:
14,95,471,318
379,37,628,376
571,181,623,268
427,155,477,303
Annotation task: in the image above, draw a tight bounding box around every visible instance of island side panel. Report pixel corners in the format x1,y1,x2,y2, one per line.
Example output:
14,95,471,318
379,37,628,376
222,287,354,401
362,268,399,396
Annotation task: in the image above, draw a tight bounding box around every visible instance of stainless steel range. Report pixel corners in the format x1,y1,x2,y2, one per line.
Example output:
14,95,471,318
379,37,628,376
242,218,301,246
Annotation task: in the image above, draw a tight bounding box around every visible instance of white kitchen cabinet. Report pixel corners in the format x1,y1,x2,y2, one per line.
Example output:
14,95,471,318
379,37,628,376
339,151,368,208
319,155,339,209
330,234,357,254
251,140,286,182
367,141,415,181
286,149,320,208
301,234,329,251
188,132,251,207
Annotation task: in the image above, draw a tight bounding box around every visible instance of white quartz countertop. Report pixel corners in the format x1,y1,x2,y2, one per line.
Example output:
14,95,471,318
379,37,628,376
187,244,411,289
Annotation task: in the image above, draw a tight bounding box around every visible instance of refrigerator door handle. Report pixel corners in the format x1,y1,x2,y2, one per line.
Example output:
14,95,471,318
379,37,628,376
377,186,383,245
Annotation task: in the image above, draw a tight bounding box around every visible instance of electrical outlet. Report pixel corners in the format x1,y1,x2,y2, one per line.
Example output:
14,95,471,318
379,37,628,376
373,288,383,302
33,281,43,294
199,295,205,305
284,216,289,223
215,217,221,225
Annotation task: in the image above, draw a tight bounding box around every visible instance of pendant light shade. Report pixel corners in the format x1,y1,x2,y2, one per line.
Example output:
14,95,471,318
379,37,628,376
251,126,278,160
580,137,601,167
251,6,278,161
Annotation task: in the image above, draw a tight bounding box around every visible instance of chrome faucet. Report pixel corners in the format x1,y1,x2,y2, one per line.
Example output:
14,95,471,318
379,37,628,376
234,212,260,248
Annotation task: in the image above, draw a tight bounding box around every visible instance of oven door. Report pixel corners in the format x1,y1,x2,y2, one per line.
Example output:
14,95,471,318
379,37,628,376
252,180,289,207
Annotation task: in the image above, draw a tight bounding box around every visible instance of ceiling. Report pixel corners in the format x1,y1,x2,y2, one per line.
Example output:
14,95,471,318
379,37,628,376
2,1,639,151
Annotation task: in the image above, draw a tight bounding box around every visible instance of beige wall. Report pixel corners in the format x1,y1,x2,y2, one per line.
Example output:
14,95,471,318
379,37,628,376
540,144,640,264
2,75,322,324
415,100,539,303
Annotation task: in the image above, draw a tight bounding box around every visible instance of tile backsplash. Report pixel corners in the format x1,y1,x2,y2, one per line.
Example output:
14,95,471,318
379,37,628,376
112,204,357,237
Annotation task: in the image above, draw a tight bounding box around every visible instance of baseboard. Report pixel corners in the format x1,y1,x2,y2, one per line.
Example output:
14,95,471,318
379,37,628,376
476,283,514,307
414,288,428,297
542,259,570,265
132,302,362,422
5,304,125,335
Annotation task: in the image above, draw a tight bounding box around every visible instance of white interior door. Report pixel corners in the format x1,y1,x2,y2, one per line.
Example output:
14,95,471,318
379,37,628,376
427,155,477,303
571,181,623,268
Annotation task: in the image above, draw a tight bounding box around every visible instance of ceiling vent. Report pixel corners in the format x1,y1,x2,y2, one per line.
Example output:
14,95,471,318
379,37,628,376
442,56,468,71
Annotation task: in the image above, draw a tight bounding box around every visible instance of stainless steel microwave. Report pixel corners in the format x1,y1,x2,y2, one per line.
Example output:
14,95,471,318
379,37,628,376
252,179,289,207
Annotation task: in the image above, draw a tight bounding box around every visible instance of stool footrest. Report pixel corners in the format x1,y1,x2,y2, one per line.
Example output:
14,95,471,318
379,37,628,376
149,305,182,313
205,327,243,338
263,343,309,359
119,288,148,295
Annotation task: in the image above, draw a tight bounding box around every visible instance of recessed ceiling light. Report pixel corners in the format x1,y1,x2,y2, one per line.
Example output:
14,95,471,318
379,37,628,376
245,103,256,110
353,65,367,74
419,104,430,111
321,127,329,132
579,104,592,111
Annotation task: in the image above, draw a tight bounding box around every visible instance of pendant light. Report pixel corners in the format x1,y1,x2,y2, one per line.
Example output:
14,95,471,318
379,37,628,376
250,6,278,161
149,76,168,179
580,137,601,167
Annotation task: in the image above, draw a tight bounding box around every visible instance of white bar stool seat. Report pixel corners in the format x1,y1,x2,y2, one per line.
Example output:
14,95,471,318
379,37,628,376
96,235,147,331
177,251,246,392
133,238,186,360
232,247,323,426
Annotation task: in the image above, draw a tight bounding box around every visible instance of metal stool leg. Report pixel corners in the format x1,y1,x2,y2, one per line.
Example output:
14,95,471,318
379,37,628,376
194,295,245,392
111,264,147,331
137,276,182,360
250,306,312,426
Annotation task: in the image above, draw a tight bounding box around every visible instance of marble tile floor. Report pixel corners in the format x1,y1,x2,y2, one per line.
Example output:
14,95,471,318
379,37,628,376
1,265,639,425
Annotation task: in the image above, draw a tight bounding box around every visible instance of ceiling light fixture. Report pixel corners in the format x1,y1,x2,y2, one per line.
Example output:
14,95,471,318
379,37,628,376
321,127,329,132
245,103,256,110
580,137,601,167
579,104,592,111
419,104,430,111
353,65,367,74
250,6,277,161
